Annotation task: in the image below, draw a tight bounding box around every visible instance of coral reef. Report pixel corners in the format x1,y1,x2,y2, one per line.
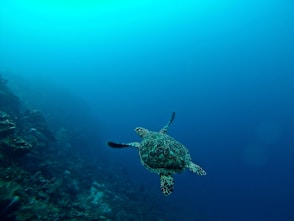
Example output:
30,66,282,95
0,74,183,221
0,111,16,137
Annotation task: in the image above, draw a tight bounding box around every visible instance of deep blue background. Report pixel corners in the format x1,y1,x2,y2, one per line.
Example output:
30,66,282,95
1,0,294,220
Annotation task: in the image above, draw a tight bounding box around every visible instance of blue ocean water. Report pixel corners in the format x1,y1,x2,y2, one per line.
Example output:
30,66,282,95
1,0,294,220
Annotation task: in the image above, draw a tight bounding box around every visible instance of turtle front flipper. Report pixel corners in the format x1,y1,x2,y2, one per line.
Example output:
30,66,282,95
160,174,174,196
188,162,207,176
107,141,140,148
159,112,176,134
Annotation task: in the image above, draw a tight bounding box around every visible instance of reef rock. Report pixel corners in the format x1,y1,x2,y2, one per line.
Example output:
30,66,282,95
1,135,33,157
0,111,16,137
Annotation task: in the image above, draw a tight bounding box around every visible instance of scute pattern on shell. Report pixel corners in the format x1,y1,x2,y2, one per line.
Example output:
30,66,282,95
139,132,191,174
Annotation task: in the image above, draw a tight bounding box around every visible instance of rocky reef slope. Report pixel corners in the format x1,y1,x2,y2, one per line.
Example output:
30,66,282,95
0,75,183,221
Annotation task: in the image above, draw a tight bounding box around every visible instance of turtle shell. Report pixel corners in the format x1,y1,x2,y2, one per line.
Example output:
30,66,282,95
138,131,191,174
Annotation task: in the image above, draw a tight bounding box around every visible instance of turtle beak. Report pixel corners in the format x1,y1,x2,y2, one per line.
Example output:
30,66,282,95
135,127,140,134
135,127,144,137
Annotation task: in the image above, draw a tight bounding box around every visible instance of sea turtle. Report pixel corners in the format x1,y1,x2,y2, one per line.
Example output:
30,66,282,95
107,112,206,196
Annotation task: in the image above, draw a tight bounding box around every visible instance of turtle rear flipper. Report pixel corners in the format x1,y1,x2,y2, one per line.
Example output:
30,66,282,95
160,174,174,196
107,141,140,148
188,162,207,176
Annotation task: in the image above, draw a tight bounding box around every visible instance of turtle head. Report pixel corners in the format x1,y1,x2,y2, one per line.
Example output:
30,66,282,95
135,127,149,138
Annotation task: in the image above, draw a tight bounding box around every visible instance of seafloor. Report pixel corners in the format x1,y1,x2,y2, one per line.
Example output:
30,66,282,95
0,75,187,221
